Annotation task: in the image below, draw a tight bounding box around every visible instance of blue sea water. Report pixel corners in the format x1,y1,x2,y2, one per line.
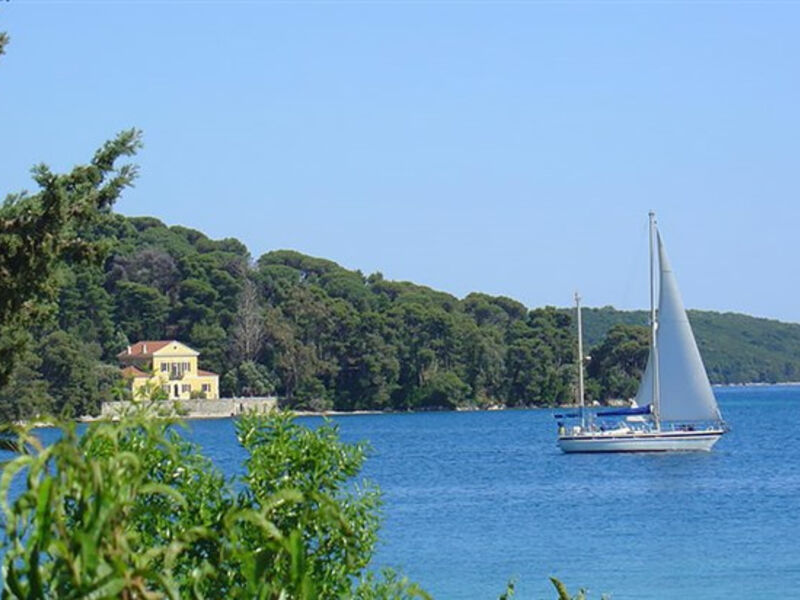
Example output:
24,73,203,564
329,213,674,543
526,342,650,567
181,385,800,599
4,386,799,598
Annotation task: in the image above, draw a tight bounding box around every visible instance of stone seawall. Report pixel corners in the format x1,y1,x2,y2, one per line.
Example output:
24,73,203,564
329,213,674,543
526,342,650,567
100,397,278,419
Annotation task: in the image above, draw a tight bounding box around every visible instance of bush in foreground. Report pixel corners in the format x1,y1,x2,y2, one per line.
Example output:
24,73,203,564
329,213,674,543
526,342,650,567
0,410,430,599
0,410,593,599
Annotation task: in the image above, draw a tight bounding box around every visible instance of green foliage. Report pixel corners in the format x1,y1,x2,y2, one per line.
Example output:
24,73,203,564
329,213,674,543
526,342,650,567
413,371,471,410
237,412,381,597
222,361,275,397
0,410,426,599
13,200,800,419
0,129,140,394
37,331,109,418
585,324,649,402
497,579,516,600
0,349,52,423
114,281,170,342
7,192,800,420
550,577,584,600
57,264,120,359
504,308,575,407
687,309,800,384
580,306,800,385
1,416,206,598
0,424,18,454
574,306,648,349
354,570,432,600
549,577,609,600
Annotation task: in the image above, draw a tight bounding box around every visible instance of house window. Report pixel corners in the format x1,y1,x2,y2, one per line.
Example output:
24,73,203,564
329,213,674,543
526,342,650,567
166,362,191,378
161,363,168,372
181,384,191,393
202,384,211,393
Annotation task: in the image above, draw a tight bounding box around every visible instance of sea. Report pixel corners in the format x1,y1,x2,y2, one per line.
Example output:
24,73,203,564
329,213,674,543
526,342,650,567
4,385,800,599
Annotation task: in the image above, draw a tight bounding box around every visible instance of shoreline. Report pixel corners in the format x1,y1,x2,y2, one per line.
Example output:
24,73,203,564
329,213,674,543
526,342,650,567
12,381,800,427
290,409,385,418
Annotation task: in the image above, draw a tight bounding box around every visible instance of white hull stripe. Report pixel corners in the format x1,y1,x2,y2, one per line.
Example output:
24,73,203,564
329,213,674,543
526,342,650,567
557,432,723,453
559,430,723,442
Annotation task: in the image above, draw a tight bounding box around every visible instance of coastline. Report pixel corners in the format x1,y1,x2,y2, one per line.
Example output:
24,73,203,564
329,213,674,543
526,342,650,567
14,381,800,427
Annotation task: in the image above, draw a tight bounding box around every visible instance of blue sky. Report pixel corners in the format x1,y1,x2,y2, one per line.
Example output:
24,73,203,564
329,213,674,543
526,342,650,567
2,2,800,321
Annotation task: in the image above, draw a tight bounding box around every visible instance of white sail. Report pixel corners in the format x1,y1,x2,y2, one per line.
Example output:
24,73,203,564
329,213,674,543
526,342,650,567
633,347,654,408
653,232,721,422
557,215,726,453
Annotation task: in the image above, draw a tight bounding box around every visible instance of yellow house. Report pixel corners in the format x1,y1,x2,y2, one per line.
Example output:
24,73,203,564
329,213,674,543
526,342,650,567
118,340,219,400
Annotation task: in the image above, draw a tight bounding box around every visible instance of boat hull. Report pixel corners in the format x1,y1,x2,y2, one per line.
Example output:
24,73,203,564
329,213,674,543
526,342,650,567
557,429,724,453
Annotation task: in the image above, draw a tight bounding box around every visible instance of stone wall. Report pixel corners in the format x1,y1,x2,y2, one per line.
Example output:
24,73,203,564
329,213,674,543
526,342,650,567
100,396,278,419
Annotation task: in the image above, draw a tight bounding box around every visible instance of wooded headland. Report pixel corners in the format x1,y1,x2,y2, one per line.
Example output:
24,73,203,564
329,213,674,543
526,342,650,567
4,210,800,421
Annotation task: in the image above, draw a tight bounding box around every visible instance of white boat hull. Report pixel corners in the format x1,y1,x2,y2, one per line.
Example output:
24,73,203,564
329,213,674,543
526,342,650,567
557,429,724,453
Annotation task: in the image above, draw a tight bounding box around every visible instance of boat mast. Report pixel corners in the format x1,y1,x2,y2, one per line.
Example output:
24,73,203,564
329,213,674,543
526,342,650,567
575,291,586,429
649,211,661,429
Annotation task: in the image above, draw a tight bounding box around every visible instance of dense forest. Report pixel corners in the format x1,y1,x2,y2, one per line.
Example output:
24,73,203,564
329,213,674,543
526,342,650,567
2,211,580,419
3,205,800,421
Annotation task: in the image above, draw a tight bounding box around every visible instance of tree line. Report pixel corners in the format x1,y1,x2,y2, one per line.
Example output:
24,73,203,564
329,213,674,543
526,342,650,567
2,204,583,418
5,196,800,421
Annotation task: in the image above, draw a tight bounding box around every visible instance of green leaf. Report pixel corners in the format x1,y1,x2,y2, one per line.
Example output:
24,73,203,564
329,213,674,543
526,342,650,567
551,577,572,600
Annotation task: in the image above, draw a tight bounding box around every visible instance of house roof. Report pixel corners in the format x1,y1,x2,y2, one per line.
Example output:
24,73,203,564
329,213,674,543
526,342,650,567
197,369,219,377
118,340,199,359
118,341,173,359
121,365,147,378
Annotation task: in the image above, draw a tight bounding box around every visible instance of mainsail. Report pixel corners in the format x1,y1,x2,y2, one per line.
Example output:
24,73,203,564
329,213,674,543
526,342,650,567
634,232,722,423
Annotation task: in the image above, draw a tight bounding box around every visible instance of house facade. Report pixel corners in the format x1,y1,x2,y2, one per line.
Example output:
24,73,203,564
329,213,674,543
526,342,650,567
118,340,219,400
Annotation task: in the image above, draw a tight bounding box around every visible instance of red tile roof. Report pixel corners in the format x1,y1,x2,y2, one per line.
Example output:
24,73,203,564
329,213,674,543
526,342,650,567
117,340,174,359
197,369,218,377
121,365,147,378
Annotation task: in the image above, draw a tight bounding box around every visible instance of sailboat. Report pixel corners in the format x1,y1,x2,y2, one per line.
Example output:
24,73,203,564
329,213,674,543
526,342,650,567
555,212,727,453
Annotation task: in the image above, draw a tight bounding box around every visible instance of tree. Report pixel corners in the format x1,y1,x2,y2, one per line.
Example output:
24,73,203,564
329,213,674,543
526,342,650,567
187,322,228,377
113,281,169,342
504,308,574,407
0,348,52,422
58,264,119,358
0,129,141,392
175,278,219,332
461,324,505,406
333,312,399,411
37,331,112,418
230,278,265,363
222,360,275,397
586,324,650,402
108,247,180,299
412,370,471,409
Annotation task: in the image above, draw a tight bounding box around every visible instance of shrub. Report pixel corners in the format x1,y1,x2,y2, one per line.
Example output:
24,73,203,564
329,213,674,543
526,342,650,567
0,410,423,599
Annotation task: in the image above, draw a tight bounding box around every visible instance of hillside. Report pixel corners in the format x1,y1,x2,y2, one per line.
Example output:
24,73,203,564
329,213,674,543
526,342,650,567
1,214,575,417
3,212,799,420
577,306,800,384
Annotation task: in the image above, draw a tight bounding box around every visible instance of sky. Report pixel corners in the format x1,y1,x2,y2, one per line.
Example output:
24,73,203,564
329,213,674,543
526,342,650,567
2,2,800,322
